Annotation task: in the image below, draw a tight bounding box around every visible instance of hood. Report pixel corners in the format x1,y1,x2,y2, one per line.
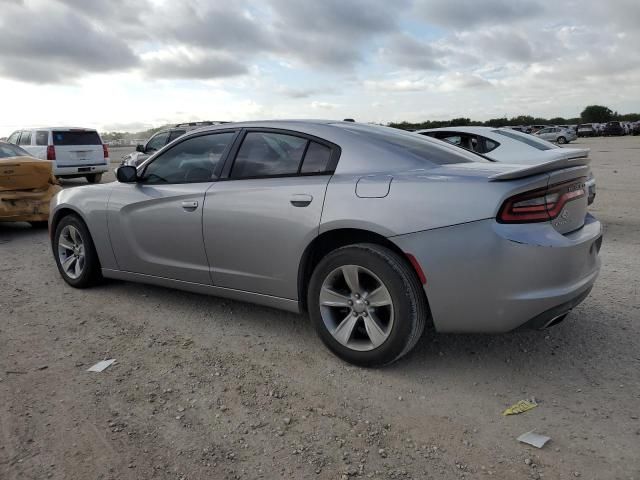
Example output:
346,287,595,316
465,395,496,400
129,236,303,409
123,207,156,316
0,156,58,192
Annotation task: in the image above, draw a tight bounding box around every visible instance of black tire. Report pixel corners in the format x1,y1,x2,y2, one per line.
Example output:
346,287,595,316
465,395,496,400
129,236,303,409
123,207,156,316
557,136,567,144
86,173,103,184
52,214,102,288
307,243,428,367
29,221,48,229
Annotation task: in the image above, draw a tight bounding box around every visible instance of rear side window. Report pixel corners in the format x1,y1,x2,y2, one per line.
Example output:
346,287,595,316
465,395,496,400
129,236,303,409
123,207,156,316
300,141,332,173
484,138,499,153
492,129,554,151
35,131,48,146
231,132,308,178
52,130,101,146
168,130,186,142
18,131,32,146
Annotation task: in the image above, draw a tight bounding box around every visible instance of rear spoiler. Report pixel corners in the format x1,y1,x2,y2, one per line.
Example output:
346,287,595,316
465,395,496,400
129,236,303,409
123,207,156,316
489,156,591,181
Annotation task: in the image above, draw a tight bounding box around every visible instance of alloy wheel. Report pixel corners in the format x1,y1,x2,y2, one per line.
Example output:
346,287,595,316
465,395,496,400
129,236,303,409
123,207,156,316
319,265,394,351
57,225,85,280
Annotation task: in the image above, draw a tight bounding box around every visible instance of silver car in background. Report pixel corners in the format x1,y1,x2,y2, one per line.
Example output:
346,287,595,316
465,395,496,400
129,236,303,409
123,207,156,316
417,126,597,204
49,121,602,366
533,126,577,144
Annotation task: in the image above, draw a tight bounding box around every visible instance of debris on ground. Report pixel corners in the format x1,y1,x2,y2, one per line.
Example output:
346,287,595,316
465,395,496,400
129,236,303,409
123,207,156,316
87,359,116,372
503,399,538,416
518,430,551,449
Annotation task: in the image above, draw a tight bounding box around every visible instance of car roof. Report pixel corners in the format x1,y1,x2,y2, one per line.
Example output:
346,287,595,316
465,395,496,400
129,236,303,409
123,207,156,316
14,127,99,132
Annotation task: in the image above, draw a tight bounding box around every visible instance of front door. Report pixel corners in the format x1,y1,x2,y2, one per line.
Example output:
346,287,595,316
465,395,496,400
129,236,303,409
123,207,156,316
108,130,238,284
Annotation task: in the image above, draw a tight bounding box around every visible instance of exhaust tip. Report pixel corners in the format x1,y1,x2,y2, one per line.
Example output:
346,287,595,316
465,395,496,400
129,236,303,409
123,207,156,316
543,313,569,329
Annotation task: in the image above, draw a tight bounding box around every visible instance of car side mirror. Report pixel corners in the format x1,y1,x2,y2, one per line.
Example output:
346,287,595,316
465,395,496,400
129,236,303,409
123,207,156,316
116,165,138,183
136,144,144,152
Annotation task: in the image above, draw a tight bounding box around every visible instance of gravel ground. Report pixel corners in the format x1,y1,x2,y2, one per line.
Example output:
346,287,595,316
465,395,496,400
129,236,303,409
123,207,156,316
1,137,639,480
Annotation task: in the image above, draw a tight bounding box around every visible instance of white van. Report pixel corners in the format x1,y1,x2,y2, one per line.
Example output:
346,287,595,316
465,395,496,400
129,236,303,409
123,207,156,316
7,127,110,183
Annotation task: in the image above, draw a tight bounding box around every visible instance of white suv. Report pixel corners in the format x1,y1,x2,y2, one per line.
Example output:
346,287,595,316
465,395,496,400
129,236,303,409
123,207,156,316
7,127,109,183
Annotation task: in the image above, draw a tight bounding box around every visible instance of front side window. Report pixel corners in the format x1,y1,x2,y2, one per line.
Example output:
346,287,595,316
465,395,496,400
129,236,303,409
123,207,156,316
145,132,170,153
18,131,32,145
231,132,308,179
7,131,20,144
142,132,235,184
35,131,48,146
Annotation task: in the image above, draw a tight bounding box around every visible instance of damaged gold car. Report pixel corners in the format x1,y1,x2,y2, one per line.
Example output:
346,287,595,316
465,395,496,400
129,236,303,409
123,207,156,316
0,141,61,227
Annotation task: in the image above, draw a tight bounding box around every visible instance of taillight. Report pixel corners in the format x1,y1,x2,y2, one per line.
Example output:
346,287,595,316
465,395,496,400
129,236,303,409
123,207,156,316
102,144,109,159
46,145,56,160
498,178,587,224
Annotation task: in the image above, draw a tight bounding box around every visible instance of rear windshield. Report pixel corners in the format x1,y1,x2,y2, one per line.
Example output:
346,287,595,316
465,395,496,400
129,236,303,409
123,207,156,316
335,124,480,165
0,143,30,158
492,129,555,151
52,131,101,146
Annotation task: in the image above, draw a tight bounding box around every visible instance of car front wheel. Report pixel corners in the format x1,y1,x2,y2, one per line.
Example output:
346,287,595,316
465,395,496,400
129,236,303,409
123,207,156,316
53,214,102,288
308,243,427,367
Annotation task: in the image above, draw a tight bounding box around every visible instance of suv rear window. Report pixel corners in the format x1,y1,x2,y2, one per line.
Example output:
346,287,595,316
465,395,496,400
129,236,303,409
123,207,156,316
52,131,101,146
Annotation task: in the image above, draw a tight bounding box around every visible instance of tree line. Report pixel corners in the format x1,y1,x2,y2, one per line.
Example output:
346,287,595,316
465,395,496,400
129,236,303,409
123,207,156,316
388,105,640,131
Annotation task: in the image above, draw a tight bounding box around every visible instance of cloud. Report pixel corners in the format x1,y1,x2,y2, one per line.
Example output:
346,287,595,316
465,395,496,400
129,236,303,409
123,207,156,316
416,0,544,29
145,50,249,80
379,34,445,71
0,1,138,83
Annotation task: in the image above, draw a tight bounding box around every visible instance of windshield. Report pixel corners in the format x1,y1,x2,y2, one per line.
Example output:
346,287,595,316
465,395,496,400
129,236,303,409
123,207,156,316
335,123,486,165
492,129,557,151
0,142,31,158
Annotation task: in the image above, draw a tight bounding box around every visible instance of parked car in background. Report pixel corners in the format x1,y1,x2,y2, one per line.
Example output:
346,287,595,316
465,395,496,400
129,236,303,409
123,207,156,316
577,124,596,137
632,122,640,136
0,141,61,226
7,127,109,183
417,126,596,204
121,121,228,167
533,126,577,144
49,121,601,366
603,121,625,136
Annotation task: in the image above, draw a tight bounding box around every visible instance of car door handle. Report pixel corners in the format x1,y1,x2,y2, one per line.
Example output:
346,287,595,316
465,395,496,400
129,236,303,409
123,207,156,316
290,194,313,207
181,200,199,210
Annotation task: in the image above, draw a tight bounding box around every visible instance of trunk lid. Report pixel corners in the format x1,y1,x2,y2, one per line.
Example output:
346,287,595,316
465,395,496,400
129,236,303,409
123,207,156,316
0,156,56,191
493,159,591,235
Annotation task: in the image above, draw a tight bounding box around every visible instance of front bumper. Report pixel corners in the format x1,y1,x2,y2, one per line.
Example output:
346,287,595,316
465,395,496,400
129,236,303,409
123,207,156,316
391,215,602,333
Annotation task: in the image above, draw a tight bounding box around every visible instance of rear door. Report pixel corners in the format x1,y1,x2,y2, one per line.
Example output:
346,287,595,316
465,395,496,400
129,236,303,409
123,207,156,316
108,130,238,283
203,129,339,299
51,129,104,169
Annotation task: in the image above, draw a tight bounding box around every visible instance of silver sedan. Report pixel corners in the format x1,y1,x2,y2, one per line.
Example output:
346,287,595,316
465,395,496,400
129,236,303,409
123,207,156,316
49,121,602,366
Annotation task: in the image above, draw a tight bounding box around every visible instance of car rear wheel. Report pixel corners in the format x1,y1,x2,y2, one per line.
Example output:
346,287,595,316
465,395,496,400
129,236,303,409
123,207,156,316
53,214,102,288
86,173,103,184
557,136,567,144
308,243,427,367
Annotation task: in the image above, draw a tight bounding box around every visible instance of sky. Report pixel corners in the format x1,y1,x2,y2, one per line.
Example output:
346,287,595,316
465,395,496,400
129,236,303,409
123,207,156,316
1,0,639,136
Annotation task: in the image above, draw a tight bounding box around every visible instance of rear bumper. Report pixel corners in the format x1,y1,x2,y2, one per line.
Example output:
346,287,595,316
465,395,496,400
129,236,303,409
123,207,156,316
390,215,602,333
54,163,109,177
0,185,61,222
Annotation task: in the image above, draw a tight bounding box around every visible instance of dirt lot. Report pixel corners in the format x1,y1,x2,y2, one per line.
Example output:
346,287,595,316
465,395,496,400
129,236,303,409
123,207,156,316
1,137,639,480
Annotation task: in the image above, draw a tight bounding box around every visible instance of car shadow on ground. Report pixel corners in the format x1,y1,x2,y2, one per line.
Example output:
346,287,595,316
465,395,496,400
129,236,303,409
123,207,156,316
87,273,619,382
